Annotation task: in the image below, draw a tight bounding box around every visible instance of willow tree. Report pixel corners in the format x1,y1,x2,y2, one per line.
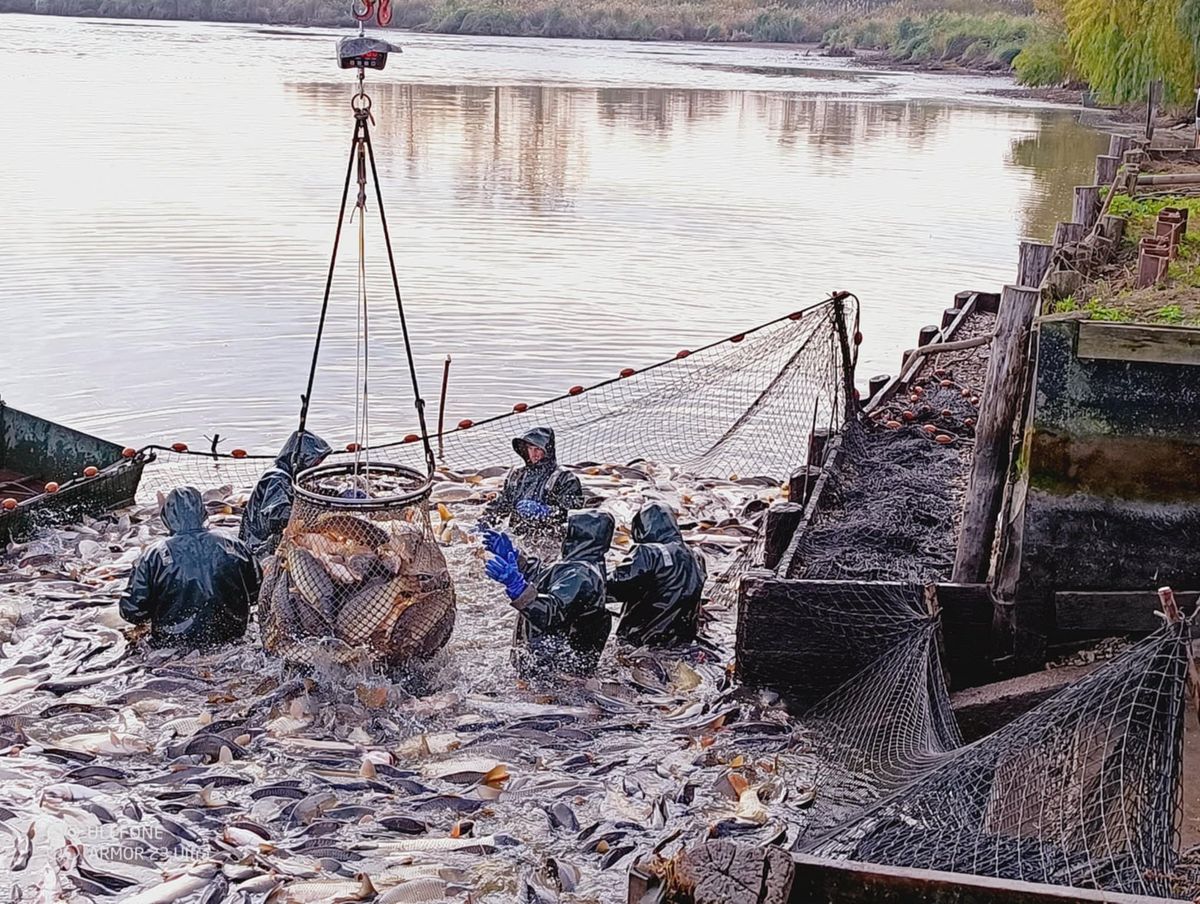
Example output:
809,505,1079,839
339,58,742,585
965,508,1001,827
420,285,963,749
1061,0,1196,104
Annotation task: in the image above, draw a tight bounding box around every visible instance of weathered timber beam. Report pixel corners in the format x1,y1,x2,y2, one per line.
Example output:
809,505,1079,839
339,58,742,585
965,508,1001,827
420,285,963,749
788,855,1182,904
953,285,1041,584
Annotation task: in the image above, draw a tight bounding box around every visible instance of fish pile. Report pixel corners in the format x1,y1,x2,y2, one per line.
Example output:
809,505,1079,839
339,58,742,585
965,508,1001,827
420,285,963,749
0,460,887,903
264,512,455,672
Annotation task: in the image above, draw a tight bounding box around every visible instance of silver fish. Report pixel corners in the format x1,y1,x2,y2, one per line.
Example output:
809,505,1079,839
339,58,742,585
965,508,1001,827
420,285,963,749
285,546,336,614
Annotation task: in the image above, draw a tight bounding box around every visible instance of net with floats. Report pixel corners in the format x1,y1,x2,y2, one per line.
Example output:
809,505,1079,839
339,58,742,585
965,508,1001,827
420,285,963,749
260,461,455,672
132,294,859,499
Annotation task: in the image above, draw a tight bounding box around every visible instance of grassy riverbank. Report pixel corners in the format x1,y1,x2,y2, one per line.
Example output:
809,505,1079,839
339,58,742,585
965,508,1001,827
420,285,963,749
3,0,1038,60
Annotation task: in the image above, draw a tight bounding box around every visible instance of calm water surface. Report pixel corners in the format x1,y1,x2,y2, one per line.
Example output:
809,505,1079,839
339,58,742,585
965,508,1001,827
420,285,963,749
0,15,1108,451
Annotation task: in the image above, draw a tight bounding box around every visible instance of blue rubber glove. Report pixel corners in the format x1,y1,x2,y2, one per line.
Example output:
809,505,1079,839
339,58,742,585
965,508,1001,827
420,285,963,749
481,529,516,561
516,500,551,520
485,553,527,600
485,554,515,584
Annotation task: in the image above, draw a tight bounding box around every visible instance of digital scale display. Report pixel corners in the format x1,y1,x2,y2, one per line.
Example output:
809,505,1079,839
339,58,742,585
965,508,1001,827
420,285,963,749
337,36,399,71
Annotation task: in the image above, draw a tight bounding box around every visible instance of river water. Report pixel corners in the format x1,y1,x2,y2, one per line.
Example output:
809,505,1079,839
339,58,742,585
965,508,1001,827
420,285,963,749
0,14,1108,453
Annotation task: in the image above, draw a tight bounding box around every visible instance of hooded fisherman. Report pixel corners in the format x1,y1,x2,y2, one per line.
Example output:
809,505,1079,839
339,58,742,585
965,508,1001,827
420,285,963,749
483,512,614,677
239,429,332,558
478,427,583,542
120,486,260,648
607,502,707,648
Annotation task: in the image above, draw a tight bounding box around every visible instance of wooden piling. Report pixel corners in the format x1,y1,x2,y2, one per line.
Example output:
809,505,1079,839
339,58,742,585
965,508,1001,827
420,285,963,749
788,465,823,507
1108,134,1133,159
918,325,940,347
1052,222,1085,250
954,290,974,310
1072,185,1101,231
953,285,1041,584
1093,154,1120,186
941,308,959,329
764,503,806,571
1016,240,1053,288
807,429,830,467
867,374,890,400
1097,215,1126,247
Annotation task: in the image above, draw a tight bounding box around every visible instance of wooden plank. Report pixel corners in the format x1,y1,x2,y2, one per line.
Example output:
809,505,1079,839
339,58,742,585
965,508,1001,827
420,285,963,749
951,662,1100,742
788,855,1183,904
1076,321,1200,366
1055,589,1199,633
763,502,805,571
953,286,1041,584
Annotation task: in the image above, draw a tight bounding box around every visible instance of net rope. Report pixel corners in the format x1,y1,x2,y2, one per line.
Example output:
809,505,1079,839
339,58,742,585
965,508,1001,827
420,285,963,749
132,296,854,500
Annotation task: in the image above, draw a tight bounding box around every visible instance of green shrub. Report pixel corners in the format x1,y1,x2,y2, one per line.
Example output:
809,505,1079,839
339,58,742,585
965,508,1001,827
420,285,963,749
1014,26,1072,85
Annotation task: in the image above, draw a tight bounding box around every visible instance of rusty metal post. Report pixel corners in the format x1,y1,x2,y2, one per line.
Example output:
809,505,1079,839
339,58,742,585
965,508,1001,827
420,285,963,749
437,354,451,461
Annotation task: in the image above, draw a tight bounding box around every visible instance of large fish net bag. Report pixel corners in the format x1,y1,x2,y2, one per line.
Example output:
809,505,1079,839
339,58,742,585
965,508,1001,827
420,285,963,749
786,581,1197,899
259,461,454,672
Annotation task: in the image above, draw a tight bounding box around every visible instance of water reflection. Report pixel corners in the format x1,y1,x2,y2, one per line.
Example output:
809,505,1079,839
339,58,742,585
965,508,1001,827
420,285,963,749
291,82,965,209
0,15,1109,446
1007,117,1110,240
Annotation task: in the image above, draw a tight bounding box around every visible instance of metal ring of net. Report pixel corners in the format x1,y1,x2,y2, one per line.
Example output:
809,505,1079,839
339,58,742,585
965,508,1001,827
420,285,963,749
260,461,455,673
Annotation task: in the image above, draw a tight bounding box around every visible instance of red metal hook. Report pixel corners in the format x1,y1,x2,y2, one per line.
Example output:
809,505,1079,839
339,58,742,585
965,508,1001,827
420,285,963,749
354,0,391,26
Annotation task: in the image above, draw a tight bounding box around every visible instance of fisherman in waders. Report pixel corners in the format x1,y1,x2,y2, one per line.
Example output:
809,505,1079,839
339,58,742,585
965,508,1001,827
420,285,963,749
478,427,583,560
607,502,707,648
239,429,332,558
120,487,260,648
483,511,614,678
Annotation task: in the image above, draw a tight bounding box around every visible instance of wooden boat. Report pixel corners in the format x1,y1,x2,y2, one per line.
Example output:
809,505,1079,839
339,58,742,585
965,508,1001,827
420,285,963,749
0,401,144,545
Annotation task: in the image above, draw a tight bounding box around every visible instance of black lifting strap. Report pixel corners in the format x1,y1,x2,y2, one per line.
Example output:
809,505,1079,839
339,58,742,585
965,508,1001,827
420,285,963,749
296,108,437,476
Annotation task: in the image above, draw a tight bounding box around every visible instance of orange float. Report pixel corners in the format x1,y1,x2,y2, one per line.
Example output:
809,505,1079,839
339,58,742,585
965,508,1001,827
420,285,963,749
513,403,528,413
172,442,188,453
83,466,99,478
122,447,137,459
568,386,584,396
458,419,474,430
2,498,16,511
44,482,60,494
231,449,248,459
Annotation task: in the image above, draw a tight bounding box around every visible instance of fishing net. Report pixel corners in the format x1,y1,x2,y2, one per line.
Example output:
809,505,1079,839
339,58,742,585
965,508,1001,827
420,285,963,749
786,376,980,584
133,295,857,501
260,461,455,672
801,616,1194,898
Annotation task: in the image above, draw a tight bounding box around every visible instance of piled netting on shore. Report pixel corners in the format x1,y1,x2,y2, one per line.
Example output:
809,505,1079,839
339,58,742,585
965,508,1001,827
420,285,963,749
802,617,1194,898
786,373,978,583
261,462,455,671
135,296,855,500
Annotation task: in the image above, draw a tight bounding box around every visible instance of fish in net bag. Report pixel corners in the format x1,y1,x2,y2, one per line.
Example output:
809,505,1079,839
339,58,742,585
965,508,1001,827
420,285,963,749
259,461,455,671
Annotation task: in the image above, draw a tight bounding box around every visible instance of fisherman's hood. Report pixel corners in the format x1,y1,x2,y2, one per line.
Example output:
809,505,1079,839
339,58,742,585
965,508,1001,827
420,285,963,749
162,487,206,535
561,511,614,564
275,430,333,474
632,502,683,545
513,426,557,466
